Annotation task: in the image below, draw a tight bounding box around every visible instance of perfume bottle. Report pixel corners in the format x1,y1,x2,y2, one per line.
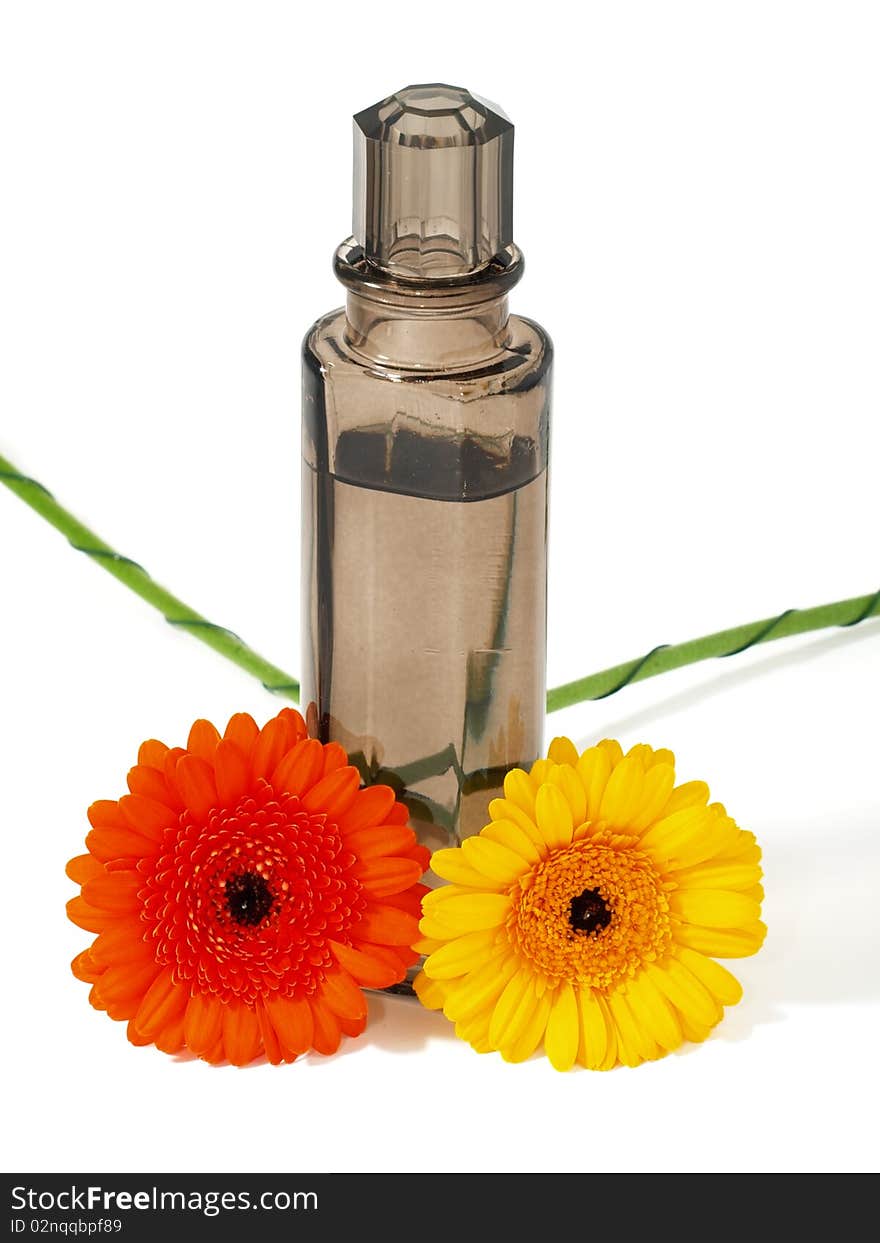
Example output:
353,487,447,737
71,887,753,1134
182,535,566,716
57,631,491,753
302,83,552,867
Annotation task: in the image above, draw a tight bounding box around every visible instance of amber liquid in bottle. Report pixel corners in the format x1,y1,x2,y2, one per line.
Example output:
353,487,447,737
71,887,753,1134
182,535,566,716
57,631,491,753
301,87,552,985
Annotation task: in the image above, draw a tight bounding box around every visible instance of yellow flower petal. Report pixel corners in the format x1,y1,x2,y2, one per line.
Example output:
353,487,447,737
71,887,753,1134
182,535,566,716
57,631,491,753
455,1007,492,1050
427,892,512,934
423,928,503,980
596,995,619,1070
489,798,548,850
547,763,587,827
624,744,652,769
625,971,683,1052
413,972,447,1010
646,958,721,1028
547,736,579,766
544,982,579,1071
442,951,519,1024
534,784,574,851
488,967,535,1047
599,756,646,826
669,889,762,928
597,738,624,766
628,763,676,832
576,746,613,820
576,986,608,1069
662,780,710,815
606,990,646,1067
461,834,530,884
673,919,767,958
412,937,444,955
529,758,554,785
502,988,552,1063
430,848,489,888
710,830,762,864
481,819,543,865
679,1012,713,1044
419,914,463,940
639,805,734,869
670,861,762,891
674,946,743,1006
502,769,536,817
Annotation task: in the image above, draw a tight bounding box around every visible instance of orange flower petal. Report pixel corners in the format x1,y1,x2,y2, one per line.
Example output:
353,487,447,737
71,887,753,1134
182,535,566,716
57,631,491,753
131,967,187,1040
329,939,405,989
276,708,308,749
351,941,412,975
404,844,431,872
90,921,150,966
126,1018,154,1047
386,802,410,826
87,800,126,830
82,870,142,914
319,967,368,1022
71,949,102,984
222,1002,262,1066
65,854,104,885
119,793,177,840
223,712,259,754
338,1012,367,1039
162,747,186,789
126,764,181,810
91,960,162,1005
351,856,424,897
201,1037,227,1065
271,739,324,797
138,739,168,768
309,999,341,1055
302,766,361,815
343,824,416,861
187,718,221,763
264,994,314,1055
376,884,429,918
357,902,420,946
213,738,251,806
154,1015,186,1055
86,824,158,862
184,993,225,1056
66,895,112,933
173,755,218,823
337,785,397,833
256,1001,293,1065
321,742,348,776
251,716,290,782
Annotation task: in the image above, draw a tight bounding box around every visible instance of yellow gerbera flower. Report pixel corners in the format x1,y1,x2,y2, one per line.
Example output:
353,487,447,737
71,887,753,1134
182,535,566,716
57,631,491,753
414,737,766,1070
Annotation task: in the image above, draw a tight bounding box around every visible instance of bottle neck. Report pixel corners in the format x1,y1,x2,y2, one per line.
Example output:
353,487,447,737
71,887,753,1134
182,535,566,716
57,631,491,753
333,238,524,372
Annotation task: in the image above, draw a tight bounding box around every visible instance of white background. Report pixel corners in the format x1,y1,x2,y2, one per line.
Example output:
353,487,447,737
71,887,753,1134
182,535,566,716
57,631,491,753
1,1,878,1175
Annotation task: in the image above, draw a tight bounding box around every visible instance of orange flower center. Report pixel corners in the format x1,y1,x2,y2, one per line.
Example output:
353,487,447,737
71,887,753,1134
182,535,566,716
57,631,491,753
139,779,365,1006
509,836,671,990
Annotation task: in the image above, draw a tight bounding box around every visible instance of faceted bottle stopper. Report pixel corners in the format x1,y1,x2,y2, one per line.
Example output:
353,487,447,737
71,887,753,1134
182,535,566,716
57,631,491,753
353,83,514,280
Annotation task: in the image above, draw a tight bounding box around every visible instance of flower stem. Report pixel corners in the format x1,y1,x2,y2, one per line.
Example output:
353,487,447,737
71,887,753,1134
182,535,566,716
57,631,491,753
545,590,879,712
2,452,877,714
0,453,300,700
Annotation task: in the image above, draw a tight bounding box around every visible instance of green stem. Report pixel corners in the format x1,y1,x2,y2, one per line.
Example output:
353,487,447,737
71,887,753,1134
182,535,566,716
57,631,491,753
0,453,300,701
2,452,877,717
546,591,880,712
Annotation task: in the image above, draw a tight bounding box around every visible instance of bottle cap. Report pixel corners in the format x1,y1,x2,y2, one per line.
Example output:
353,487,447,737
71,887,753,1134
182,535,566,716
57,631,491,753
353,83,514,280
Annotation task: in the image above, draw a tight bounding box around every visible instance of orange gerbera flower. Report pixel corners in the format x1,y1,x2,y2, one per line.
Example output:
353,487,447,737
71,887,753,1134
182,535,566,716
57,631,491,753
66,708,429,1065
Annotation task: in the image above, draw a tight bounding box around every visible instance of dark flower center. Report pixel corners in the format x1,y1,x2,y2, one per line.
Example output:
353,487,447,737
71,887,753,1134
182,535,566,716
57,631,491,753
225,871,274,927
569,886,612,935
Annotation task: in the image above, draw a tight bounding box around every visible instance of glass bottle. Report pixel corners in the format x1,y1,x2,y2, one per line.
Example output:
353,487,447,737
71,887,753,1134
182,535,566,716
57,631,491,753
302,84,552,887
